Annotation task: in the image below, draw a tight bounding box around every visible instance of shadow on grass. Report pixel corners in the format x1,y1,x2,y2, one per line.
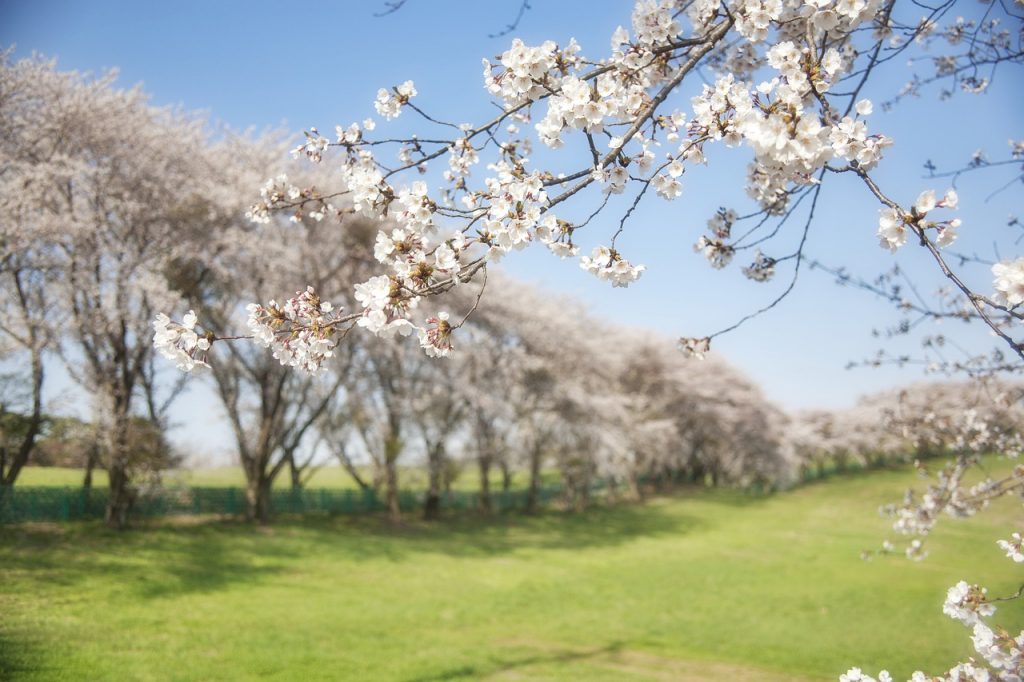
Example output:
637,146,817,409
301,498,711,562
0,495,713,603
403,641,626,682
0,520,288,600
0,630,49,680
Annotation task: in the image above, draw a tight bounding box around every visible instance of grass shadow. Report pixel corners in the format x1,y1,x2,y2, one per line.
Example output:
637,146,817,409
274,496,710,563
0,520,288,600
403,641,626,681
0,490,745,610
0,629,49,680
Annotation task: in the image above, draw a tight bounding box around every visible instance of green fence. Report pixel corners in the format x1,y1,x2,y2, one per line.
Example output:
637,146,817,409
0,483,573,524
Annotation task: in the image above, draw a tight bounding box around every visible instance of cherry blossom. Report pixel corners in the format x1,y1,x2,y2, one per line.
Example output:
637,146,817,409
153,311,210,372
245,287,342,373
992,258,1024,308
374,80,417,120
579,246,646,287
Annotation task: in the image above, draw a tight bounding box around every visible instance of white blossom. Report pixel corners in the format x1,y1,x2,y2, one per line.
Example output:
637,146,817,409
152,310,209,373
246,287,341,374
580,246,646,287
992,258,1024,307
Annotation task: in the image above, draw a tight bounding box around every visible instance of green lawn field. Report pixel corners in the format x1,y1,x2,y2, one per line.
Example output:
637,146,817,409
2,464,1022,681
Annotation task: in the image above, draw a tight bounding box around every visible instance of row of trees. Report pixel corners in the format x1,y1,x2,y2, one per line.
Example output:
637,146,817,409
0,52,794,526
789,379,1024,478
3,51,1019,532
0,52,239,525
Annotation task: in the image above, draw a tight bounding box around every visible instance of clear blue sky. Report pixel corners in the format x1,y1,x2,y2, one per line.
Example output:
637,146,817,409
2,0,1021,460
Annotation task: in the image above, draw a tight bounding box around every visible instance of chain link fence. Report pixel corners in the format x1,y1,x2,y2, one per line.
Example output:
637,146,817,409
0,483,574,523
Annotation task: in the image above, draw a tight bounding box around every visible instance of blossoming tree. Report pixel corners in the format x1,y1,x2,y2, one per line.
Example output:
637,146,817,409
0,52,248,526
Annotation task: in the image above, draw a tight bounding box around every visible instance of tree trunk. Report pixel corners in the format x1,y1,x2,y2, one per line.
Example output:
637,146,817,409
561,468,577,509
627,468,642,501
0,349,45,487
835,452,848,472
105,407,133,529
500,460,512,493
384,434,402,522
106,461,133,529
424,442,444,521
288,452,302,490
477,455,492,513
526,445,542,513
83,443,99,490
578,473,591,511
245,472,273,524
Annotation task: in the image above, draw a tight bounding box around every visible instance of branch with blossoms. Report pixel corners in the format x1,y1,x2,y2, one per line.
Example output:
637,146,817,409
808,257,1024,376
878,6,1024,109
925,143,1024,188
844,384,1024,679
842,565,1024,681
831,169,1024,361
811,260,984,326
153,0,1024,377
847,347,1024,378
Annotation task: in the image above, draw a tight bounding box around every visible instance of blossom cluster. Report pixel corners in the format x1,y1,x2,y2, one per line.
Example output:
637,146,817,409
742,250,776,282
579,245,646,287
879,409,1023,551
270,0,889,357
996,532,1024,563
152,311,209,372
246,287,341,373
678,336,711,359
694,235,735,269
483,38,578,108
877,189,960,252
992,258,1024,308
844,565,1024,680
245,174,334,224
374,80,417,120
353,274,417,337
291,127,329,164
418,311,454,358
943,580,996,626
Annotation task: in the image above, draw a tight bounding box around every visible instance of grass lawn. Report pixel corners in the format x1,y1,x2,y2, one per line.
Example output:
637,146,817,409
2,463,1022,681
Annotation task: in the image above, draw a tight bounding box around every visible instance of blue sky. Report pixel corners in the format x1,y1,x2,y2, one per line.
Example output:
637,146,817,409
2,0,1021,459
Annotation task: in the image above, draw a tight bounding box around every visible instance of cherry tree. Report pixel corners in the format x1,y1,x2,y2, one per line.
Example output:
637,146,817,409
0,53,68,489
0,53,246,526
787,402,902,474
463,275,632,508
174,162,371,521
0,250,51,489
405,356,466,519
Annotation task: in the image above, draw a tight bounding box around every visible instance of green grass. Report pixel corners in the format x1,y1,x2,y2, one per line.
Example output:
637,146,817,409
2,463,1022,681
